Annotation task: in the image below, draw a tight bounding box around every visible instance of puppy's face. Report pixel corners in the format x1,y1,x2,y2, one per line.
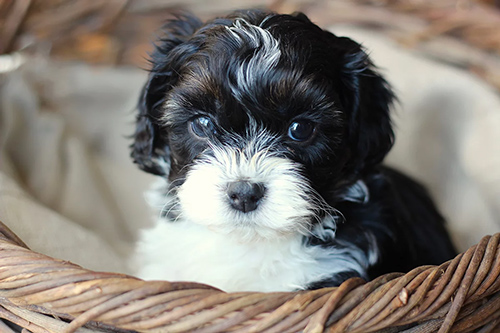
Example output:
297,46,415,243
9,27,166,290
132,11,394,240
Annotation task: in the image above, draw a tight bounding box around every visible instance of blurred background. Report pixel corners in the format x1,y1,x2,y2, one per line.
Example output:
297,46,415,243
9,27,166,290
1,0,500,90
0,0,499,274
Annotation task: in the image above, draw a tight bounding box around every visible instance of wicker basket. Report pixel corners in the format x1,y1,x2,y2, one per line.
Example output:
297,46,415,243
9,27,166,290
1,0,500,91
0,220,499,332
1,1,500,332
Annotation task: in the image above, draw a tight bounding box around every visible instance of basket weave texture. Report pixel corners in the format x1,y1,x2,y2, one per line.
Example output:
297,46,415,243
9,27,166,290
1,0,500,90
0,220,499,333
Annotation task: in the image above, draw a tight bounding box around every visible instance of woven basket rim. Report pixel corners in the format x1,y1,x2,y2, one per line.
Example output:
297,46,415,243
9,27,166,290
0,220,499,333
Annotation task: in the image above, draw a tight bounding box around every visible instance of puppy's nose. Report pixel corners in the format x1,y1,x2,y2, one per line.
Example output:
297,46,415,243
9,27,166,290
227,181,265,213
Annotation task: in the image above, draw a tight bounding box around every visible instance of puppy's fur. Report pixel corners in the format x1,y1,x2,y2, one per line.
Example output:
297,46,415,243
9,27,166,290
132,10,457,292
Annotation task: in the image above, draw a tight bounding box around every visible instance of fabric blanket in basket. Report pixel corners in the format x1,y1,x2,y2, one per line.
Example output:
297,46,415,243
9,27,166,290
0,26,499,276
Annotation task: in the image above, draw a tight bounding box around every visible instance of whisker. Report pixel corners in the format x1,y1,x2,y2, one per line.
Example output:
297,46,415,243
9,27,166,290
159,200,180,220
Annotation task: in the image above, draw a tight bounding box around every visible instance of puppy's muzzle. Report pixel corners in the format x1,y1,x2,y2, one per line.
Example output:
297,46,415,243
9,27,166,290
227,181,266,213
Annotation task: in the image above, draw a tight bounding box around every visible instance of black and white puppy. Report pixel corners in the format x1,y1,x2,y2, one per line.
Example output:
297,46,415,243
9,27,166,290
131,10,457,292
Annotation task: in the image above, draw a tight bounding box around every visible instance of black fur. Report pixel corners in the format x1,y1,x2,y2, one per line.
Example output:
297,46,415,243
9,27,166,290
307,166,456,288
132,9,457,288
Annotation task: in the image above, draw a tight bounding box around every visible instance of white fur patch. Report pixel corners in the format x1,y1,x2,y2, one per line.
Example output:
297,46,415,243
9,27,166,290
136,218,371,292
176,131,315,241
226,19,281,103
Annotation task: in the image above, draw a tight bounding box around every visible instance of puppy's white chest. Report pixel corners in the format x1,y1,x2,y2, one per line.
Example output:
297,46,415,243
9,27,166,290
135,220,333,292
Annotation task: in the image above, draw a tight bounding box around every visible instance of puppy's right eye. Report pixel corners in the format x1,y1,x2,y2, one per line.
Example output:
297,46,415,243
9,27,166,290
189,116,217,138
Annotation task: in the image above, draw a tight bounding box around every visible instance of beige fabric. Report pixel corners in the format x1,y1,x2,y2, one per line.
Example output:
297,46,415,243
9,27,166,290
0,27,499,275
0,61,155,273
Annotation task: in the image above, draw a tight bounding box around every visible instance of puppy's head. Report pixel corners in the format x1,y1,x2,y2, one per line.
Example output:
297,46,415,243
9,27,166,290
132,10,394,240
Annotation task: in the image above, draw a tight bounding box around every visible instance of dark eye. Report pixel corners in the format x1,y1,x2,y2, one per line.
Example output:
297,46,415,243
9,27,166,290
288,120,315,142
189,116,217,138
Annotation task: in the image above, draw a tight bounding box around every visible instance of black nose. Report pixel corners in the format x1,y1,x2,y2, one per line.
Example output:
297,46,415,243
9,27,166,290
227,181,266,213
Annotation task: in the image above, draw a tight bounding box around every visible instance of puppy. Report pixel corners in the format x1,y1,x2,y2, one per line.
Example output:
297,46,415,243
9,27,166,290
131,10,457,292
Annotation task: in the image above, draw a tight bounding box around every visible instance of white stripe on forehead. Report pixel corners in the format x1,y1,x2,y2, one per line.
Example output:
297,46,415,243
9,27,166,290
161,19,281,126
226,19,281,102
226,18,279,52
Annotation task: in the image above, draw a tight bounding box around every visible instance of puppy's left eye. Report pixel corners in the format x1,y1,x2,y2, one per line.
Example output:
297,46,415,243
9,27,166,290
189,116,217,138
288,120,316,142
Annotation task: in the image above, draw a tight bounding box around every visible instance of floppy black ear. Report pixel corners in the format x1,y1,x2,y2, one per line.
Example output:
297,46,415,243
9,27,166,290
131,13,203,176
338,38,395,174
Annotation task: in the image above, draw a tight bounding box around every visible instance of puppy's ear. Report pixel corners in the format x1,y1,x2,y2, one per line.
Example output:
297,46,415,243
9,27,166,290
338,38,395,174
131,13,203,176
